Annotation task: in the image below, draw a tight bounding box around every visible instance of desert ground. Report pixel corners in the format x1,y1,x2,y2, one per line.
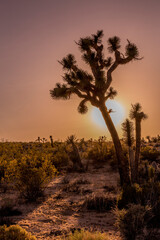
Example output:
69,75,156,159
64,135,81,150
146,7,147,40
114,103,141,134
0,160,121,239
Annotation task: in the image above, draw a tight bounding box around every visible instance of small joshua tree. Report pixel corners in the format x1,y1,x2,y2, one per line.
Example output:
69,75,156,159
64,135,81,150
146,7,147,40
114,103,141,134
66,135,84,171
130,103,148,182
122,119,135,182
50,30,142,185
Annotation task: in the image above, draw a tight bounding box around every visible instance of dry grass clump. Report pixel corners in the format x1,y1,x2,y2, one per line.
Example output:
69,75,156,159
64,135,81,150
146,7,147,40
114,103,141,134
74,178,90,185
84,194,116,212
62,229,119,240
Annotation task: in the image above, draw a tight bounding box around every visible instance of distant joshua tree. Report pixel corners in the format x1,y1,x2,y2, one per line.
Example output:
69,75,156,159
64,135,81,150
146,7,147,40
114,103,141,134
35,137,47,143
66,135,84,171
35,136,41,143
146,135,151,143
130,103,148,181
50,30,142,185
50,135,54,147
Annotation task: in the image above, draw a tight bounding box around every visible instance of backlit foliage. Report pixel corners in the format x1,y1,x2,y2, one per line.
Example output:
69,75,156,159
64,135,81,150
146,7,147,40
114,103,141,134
0,225,36,240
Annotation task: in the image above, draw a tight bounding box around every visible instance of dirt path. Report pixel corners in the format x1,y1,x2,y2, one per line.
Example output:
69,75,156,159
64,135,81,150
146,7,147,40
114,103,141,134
0,163,121,239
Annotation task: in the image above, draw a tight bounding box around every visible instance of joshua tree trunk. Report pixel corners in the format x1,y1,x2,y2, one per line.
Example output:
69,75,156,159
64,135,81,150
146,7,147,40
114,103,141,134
128,147,135,183
99,103,130,185
50,135,54,148
135,120,141,182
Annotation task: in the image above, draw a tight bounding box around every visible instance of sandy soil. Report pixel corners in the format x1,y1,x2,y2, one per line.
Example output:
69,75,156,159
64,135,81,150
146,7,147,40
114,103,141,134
0,163,122,239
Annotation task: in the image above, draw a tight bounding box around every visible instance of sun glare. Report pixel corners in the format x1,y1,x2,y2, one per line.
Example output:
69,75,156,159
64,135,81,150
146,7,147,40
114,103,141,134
91,100,125,128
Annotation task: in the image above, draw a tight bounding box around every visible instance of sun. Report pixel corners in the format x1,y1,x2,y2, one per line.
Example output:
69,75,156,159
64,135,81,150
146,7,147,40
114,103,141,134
91,100,125,128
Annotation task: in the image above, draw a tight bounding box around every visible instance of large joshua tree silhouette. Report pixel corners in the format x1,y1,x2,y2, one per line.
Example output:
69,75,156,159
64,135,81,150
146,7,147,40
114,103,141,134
50,30,141,185
130,103,147,182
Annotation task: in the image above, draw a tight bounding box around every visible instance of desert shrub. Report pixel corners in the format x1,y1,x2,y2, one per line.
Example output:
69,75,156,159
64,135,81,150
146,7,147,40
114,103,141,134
0,157,12,189
87,142,108,163
141,181,160,227
87,142,117,166
139,160,160,183
118,181,160,209
117,181,160,228
141,147,160,162
84,194,116,212
0,224,36,240
115,204,152,240
64,229,116,240
51,145,69,170
78,138,88,152
0,157,6,183
8,155,56,201
117,184,142,209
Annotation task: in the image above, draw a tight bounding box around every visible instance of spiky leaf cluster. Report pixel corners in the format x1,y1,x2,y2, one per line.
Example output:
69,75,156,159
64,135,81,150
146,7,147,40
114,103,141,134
50,83,71,99
108,36,121,53
77,99,88,114
130,103,148,121
60,54,76,70
125,40,139,59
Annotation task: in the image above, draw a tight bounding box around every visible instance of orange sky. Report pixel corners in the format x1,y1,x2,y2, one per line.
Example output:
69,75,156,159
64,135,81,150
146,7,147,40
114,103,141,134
0,0,160,141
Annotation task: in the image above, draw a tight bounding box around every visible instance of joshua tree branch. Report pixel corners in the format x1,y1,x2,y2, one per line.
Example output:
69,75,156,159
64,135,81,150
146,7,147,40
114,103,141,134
72,88,88,99
73,88,99,106
105,61,118,90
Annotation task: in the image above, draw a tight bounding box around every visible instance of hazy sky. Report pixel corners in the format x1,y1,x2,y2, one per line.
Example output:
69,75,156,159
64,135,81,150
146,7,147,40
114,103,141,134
0,0,160,141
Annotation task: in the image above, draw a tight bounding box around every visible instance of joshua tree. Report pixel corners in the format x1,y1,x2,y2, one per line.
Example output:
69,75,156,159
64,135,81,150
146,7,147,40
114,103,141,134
50,30,141,185
66,135,84,171
35,136,41,143
41,137,47,143
122,119,135,182
50,135,54,147
130,103,148,181
146,135,151,143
